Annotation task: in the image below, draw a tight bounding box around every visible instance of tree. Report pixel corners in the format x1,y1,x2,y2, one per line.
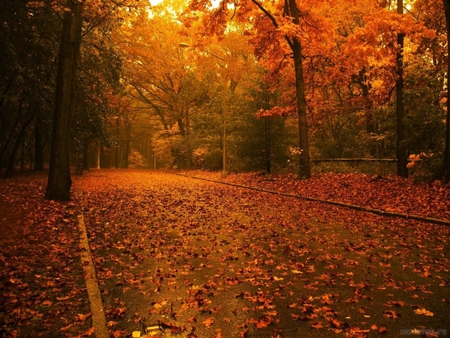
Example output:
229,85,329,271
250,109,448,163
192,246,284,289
184,0,315,178
45,0,83,201
242,0,313,178
396,0,408,177
45,0,143,200
0,0,58,177
443,0,450,182
117,13,217,168
72,28,124,171
283,0,311,178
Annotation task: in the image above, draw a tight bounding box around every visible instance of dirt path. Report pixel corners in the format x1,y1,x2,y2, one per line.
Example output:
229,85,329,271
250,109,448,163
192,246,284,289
75,170,450,338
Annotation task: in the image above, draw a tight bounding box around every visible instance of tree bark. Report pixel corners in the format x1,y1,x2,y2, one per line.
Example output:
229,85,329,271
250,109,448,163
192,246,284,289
250,0,311,178
3,112,35,178
34,115,44,171
265,116,271,174
83,139,90,171
443,0,450,182
288,0,311,179
0,97,25,169
124,129,130,169
45,0,83,201
396,0,408,177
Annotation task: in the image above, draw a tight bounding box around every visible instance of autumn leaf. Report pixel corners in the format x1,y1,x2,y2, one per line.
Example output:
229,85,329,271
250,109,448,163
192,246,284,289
385,300,405,307
202,317,214,328
60,324,74,332
414,308,434,316
255,318,272,329
248,316,273,329
326,317,342,328
80,327,95,336
75,313,92,322
56,296,71,301
379,326,388,334
311,321,324,329
383,310,400,319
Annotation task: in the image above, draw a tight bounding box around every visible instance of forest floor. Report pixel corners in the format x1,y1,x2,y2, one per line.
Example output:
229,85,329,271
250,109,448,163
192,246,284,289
0,169,449,338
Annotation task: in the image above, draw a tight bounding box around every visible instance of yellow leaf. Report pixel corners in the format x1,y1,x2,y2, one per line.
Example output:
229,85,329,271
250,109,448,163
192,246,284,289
414,308,434,316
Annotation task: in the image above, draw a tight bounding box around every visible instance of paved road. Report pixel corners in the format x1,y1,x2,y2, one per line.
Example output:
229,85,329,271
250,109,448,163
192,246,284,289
76,170,450,338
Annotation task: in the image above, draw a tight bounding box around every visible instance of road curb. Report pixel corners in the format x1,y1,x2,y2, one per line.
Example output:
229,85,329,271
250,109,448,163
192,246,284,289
78,192,109,338
173,171,450,227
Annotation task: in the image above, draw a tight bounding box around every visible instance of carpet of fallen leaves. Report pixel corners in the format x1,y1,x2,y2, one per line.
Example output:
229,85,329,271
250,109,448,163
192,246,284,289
77,170,449,338
1,170,449,338
181,171,450,222
0,173,92,337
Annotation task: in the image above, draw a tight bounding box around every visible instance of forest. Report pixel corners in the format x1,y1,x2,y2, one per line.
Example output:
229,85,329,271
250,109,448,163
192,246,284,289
0,0,449,200
1,1,450,336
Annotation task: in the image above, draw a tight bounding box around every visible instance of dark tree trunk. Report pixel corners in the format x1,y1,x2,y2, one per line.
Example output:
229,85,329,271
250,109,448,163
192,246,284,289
20,136,25,173
351,68,374,134
0,97,25,169
396,0,408,177
83,139,89,171
288,0,311,179
124,126,131,169
250,0,311,179
45,0,83,201
4,112,35,178
34,115,44,171
115,117,120,169
443,0,450,182
265,116,271,174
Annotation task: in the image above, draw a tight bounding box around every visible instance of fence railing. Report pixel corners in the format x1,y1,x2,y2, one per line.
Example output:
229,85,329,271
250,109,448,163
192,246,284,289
311,158,399,163
310,158,411,175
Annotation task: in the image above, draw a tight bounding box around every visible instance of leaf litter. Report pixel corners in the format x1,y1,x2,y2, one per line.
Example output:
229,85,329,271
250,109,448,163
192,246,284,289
77,170,450,337
0,173,92,337
1,169,449,337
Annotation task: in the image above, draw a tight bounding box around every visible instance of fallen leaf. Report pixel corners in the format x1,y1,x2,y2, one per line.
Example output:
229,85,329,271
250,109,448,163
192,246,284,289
379,326,388,334
202,317,214,328
311,321,324,329
76,312,92,322
414,307,434,316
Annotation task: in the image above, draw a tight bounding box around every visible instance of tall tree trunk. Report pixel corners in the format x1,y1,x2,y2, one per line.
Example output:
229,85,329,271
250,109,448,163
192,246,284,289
45,0,83,201
443,0,450,182
250,0,311,178
115,117,120,169
396,0,408,177
0,96,25,168
4,112,35,178
34,115,44,171
288,0,311,179
124,126,131,169
83,139,89,171
20,136,25,173
265,116,271,174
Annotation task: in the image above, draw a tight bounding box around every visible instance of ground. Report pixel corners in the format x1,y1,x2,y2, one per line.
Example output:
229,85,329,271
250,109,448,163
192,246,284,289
0,170,449,338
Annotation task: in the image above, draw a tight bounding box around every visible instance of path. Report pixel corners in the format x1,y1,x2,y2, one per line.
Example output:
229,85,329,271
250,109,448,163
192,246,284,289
75,170,450,338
